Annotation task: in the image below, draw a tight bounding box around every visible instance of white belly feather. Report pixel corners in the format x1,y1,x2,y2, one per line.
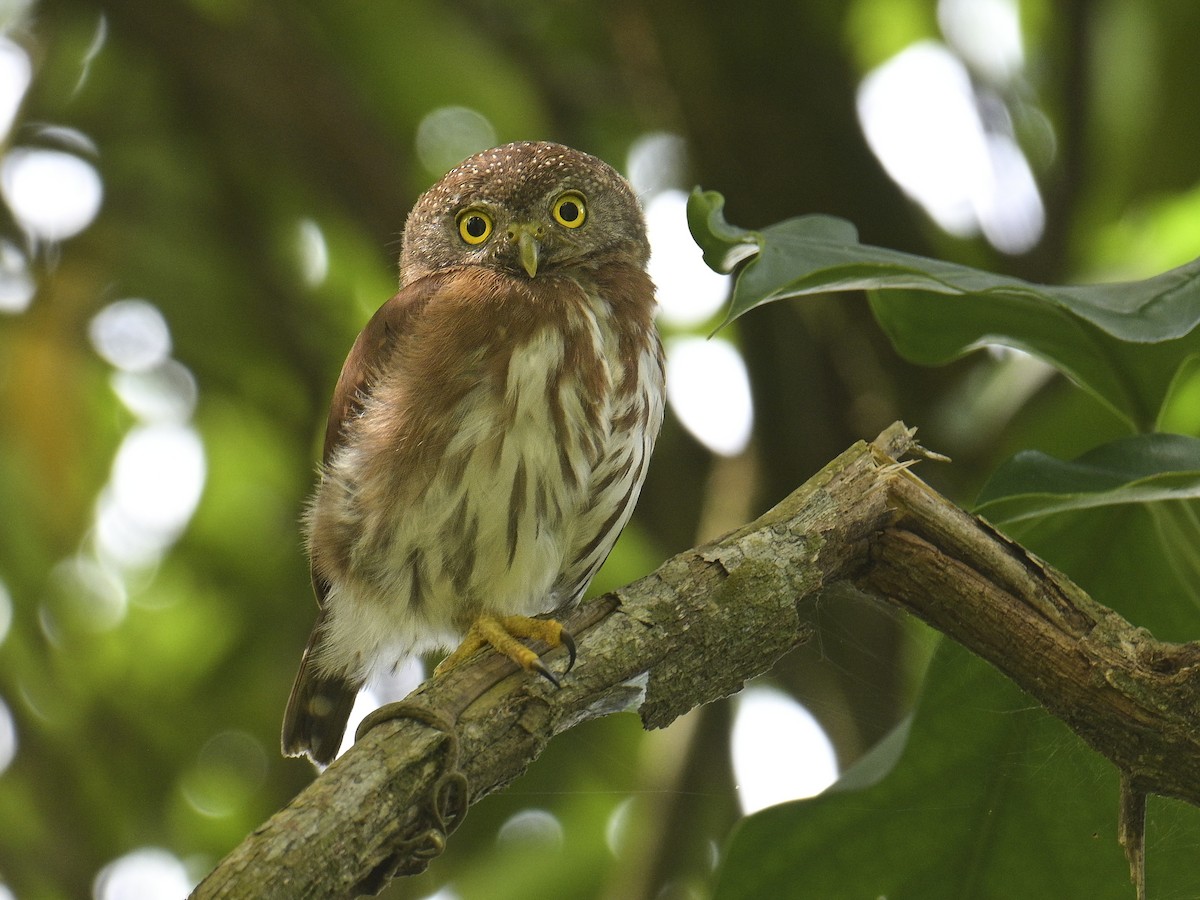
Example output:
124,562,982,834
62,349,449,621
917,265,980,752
315,323,620,683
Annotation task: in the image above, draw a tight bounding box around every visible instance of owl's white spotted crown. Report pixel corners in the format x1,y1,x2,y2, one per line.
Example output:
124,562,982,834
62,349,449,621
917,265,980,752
398,141,648,283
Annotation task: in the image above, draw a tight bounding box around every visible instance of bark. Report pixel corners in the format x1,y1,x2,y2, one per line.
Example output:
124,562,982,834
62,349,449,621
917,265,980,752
191,422,1200,899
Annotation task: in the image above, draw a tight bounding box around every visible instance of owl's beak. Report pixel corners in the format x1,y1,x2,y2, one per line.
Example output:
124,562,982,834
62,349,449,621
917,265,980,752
508,223,542,278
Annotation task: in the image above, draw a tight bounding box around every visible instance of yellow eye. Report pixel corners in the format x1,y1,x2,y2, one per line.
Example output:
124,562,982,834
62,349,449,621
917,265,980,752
457,209,493,245
552,192,587,229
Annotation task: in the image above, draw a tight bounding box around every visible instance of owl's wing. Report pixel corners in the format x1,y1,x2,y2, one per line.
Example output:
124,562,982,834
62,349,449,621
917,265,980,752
286,285,438,766
320,278,441,466
310,275,442,607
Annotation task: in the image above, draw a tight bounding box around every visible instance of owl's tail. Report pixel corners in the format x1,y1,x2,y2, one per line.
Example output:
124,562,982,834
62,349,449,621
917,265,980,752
281,614,360,768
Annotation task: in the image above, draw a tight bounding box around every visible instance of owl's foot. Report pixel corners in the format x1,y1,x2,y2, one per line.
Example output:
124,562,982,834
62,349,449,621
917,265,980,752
435,613,577,686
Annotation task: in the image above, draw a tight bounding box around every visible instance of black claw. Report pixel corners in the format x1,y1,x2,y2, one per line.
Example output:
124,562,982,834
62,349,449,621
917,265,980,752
561,629,577,673
530,657,562,688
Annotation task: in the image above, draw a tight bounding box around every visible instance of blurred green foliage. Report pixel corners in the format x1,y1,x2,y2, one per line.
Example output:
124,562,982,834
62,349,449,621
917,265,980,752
2,1,1200,898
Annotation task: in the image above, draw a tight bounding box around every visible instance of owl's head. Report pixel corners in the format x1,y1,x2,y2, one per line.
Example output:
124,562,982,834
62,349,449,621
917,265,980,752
399,142,649,285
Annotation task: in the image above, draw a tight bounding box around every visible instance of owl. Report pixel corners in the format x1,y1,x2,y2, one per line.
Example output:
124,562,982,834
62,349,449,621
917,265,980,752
282,141,665,766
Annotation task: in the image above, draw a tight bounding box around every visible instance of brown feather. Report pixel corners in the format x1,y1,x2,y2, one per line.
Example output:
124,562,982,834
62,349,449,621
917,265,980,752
320,280,438,467
280,608,358,765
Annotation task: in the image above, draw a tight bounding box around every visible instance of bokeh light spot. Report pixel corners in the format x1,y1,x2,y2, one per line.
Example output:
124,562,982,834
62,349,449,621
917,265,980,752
112,424,205,532
44,554,128,635
1,146,102,241
646,189,731,328
93,847,193,900
0,696,16,775
30,123,99,156
181,730,268,818
296,217,329,288
0,36,30,141
111,360,199,424
858,42,987,237
938,0,1023,84
0,239,34,313
627,131,687,198
0,576,11,646
89,299,172,372
665,336,754,456
415,106,496,176
496,808,565,850
96,423,206,567
605,796,637,859
731,685,838,814
857,40,1043,254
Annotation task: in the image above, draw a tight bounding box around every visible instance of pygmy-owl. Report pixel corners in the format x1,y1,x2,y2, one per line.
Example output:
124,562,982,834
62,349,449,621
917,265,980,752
282,141,665,766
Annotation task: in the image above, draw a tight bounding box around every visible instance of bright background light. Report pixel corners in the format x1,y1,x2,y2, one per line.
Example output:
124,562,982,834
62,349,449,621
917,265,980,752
0,36,30,140
731,685,839,814
939,0,1024,84
83,299,208,573
0,29,216,891
93,847,193,900
179,730,269,819
337,656,427,762
0,576,11,646
646,189,730,328
627,132,687,198
0,696,16,776
856,12,1044,255
96,424,206,568
89,299,173,372
496,808,565,850
111,360,198,424
665,336,753,457
631,133,753,459
415,105,497,176
1,146,103,241
0,238,34,313
296,217,329,288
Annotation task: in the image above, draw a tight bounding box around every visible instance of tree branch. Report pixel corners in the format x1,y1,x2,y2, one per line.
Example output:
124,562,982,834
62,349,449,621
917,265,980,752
191,422,1200,899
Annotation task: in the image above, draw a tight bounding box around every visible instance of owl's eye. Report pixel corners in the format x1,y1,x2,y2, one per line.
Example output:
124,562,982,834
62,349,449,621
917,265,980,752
457,209,493,245
552,192,587,229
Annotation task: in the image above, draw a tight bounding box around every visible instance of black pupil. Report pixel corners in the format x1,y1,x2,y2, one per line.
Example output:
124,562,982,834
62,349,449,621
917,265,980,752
465,216,487,238
559,201,580,222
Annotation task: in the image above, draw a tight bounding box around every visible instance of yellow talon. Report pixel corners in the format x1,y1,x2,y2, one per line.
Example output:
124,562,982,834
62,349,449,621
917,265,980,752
435,613,577,685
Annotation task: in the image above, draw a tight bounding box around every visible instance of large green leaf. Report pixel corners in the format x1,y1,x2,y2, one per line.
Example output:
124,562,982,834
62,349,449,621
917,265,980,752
713,641,1200,900
687,189,1200,430
869,292,1199,433
973,435,1200,636
975,434,1200,523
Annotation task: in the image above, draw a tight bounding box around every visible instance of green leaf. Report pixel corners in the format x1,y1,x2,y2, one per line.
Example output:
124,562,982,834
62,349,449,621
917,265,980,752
870,292,1200,431
1150,502,1200,615
713,642,1200,900
973,435,1200,637
686,190,1200,430
975,434,1200,523
685,188,760,273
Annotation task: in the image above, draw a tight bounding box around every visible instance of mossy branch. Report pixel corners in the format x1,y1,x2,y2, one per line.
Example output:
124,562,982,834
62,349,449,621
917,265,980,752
191,422,1200,899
